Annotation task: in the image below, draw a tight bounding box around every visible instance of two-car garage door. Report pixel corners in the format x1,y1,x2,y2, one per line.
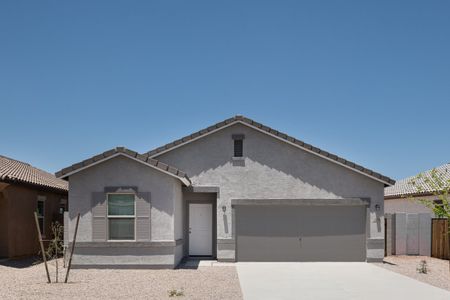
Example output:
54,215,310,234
235,205,366,262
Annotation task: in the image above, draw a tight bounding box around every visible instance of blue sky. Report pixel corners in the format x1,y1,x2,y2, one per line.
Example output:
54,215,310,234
0,1,449,180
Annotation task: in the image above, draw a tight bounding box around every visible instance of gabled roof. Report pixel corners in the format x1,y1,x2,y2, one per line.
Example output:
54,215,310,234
385,163,450,198
55,147,191,186
146,115,395,186
0,155,68,193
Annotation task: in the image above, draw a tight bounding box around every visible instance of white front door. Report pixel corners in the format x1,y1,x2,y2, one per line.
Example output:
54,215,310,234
189,203,213,256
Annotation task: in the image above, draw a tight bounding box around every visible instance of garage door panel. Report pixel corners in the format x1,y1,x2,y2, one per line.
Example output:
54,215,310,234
297,235,366,261
237,206,301,237
236,205,366,262
237,236,302,262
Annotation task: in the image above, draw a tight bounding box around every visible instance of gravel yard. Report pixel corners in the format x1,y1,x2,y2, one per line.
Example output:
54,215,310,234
0,258,243,300
377,256,450,291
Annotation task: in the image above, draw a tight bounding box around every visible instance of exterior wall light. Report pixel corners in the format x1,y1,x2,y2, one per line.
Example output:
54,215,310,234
375,204,380,211
222,205,227,213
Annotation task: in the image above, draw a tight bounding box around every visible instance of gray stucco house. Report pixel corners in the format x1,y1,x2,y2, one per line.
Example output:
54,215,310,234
56,115,395,268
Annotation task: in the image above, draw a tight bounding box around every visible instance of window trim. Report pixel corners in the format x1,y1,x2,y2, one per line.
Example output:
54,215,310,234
37,196,46,237
106,193,136,242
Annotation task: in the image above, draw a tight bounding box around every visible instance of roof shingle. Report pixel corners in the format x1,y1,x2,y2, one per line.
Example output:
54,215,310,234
0,155,68,192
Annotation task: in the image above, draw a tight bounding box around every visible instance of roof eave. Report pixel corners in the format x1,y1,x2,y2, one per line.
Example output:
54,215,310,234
385,191,439,199
148,118,395,186
240,121,395,187
0,177,68,193
57,151,191,187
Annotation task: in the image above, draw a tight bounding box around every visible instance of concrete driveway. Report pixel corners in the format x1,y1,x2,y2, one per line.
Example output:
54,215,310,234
237,262,450,300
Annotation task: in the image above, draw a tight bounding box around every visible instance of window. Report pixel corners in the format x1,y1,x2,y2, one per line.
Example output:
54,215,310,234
37,197,45,235
232,134,245,157
107,194,135,240
59,199,67,214
234,139,243,157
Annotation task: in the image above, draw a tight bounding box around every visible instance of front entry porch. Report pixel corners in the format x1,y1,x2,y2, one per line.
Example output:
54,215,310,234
183,190,217,259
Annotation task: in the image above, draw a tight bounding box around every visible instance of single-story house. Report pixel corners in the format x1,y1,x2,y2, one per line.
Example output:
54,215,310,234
0,155,68,258
56,115,395,268
385,163,449,215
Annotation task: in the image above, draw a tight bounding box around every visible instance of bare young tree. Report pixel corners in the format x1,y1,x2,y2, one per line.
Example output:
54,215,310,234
45,222,64,282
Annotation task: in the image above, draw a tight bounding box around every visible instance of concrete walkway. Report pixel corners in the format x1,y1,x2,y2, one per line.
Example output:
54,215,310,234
237,262,450,300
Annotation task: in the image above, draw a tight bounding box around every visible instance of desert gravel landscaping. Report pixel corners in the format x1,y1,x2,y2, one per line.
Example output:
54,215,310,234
0,258,243,300
377,256,450,291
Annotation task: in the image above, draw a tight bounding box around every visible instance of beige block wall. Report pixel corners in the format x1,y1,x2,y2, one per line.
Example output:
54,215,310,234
385,195,436,215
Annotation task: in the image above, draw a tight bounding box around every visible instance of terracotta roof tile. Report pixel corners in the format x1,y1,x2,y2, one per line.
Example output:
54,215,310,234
0,155,68,192
385,163,450,198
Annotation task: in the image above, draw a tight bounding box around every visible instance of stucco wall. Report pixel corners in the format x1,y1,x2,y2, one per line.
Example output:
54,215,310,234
0,184,66,258
173,184,183,240
174,244,184,266
68,155,182,242
385,195,435,215
71,242,177,268
67,155,183,267
155,123,386,261
0,190,9,257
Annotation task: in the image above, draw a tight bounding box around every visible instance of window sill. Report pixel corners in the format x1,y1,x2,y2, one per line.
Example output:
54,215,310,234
232,156,245,161
107,240,136,242
72,241,181,247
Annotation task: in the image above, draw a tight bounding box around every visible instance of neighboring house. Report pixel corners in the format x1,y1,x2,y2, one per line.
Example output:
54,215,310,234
0,155,68,258
385,163,450,215
56,115,395,268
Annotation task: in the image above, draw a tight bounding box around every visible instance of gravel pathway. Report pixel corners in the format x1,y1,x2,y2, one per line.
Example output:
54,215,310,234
376,256,450,291
0,258,243,300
